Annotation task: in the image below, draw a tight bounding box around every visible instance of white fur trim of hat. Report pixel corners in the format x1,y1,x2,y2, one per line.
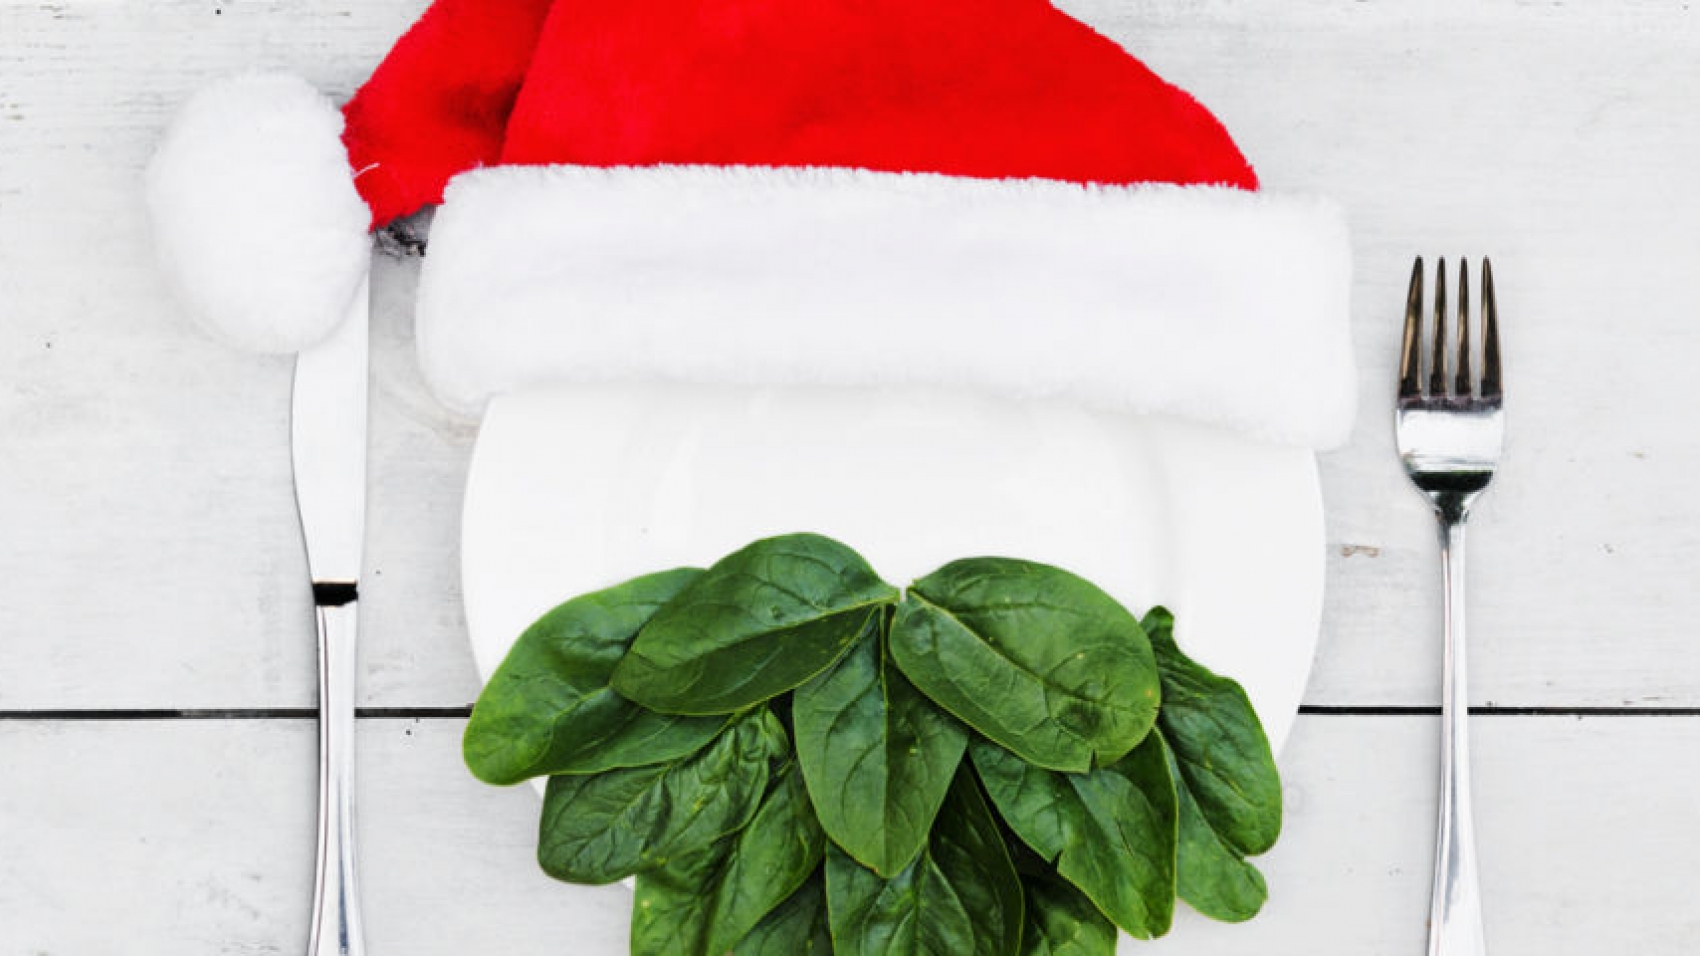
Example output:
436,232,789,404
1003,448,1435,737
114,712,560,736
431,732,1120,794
417,165,1355,449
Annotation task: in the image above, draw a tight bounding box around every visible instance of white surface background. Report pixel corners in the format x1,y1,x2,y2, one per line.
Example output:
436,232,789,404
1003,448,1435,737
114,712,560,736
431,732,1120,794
2,0,1697,953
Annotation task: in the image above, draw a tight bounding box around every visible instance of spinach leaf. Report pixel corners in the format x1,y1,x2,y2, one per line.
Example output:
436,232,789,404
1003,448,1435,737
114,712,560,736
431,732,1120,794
889,558,1160,772
538,707,788,884
471,538,1288,950
927,769,1025,956
463,568,730,785
631,761,827,955
1142,608,1280,920
628,838,731,956
733,869,834,956
826,842,968,956
825,768,1022,956
613,534,900,715
1004,835,1114,955
1017,865,1117,956
971,733,1177,939
1143,607,1280,855
793,620,967,877
1169,740,1267,922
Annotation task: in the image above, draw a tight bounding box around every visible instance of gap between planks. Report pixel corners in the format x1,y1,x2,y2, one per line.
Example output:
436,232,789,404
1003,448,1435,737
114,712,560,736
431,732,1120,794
1,705,1699,720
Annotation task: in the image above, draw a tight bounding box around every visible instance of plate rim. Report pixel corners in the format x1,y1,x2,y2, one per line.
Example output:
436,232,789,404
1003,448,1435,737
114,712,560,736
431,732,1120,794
460,383,1324,759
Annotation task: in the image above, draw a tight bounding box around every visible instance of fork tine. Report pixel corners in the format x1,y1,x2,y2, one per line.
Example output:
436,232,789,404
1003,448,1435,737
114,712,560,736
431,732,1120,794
1456,259,1472,396
1399,257,1424,400
1430,258,1448,397
1481,258,1502,401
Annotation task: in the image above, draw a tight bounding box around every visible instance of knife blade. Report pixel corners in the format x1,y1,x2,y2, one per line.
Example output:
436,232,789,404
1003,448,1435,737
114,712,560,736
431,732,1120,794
293,272,369,591
291,269,370,956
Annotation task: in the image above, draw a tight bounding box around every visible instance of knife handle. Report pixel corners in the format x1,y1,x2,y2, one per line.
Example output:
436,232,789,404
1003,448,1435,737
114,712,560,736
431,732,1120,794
308,593,365,956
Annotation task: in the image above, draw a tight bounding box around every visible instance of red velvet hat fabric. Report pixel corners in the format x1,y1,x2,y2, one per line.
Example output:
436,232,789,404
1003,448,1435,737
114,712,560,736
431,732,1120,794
341,0,1257,227
343,0,554,227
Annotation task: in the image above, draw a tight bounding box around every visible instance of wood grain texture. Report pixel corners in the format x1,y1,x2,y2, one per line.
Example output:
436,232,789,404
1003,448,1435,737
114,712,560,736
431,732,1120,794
0,0,482,709
2,715,1696,954
1,0,1698,711
1108,0,1700,710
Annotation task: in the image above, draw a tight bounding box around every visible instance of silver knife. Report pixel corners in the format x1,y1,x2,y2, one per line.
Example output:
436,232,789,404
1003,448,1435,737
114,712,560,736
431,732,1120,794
292,269,370,956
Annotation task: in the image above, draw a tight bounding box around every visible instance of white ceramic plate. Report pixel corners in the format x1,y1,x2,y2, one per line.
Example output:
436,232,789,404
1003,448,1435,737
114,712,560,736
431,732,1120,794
460,381,1324,950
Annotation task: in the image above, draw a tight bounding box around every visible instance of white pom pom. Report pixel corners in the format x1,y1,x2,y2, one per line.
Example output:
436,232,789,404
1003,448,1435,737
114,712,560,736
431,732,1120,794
145,73,371,354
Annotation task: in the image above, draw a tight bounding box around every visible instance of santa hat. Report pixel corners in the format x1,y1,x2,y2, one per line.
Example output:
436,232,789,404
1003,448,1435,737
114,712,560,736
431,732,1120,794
145,0,1354,448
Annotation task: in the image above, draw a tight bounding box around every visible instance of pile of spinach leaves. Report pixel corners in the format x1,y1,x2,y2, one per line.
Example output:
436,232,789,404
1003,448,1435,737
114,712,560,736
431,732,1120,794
465,533,1281,955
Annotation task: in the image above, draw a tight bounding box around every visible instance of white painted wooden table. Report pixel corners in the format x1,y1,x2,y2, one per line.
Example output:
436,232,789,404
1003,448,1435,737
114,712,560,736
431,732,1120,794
3,1,1698,953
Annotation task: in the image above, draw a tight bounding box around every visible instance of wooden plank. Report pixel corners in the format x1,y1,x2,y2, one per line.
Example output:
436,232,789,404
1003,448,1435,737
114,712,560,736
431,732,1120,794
2,714,1696,953
2,0,1698,707
0,0,489,710
1105,0,1700,710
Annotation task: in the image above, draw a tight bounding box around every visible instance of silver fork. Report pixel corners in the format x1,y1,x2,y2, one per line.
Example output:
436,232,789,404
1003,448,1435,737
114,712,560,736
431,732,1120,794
1397,257,1503,956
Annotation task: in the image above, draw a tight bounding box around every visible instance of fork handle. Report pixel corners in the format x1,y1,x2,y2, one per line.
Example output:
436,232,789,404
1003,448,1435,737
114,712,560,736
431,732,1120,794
308,598,366,956
1427,516,1488,956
